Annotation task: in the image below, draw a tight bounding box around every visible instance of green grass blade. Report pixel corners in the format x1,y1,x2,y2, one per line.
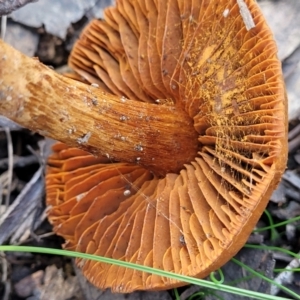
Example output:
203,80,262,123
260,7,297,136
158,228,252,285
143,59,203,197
0,245,293,300
245,244,300,259
253,215,300,233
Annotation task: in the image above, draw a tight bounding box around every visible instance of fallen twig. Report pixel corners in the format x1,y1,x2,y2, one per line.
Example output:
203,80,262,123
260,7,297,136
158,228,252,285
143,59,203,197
1,15,7,39
237,0,255,30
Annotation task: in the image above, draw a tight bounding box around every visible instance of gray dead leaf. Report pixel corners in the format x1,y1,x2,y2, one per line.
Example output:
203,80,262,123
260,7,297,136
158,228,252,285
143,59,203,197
259,0,300,61
0,0,38,15
285,60,300,121
258,0,300,121
11,0,111,39
247,233,264,245
270,181,286,204
86,0,115,19
271,201,300,220
4,20,39,56
0,116,23,130
282,170,300,189
282,45,300,80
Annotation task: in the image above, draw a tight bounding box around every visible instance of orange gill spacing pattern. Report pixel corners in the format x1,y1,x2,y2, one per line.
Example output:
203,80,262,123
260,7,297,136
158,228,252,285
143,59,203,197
46,0,287,292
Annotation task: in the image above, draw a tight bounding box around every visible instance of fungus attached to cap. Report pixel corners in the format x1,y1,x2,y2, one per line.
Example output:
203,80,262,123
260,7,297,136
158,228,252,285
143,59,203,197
0,0,287,293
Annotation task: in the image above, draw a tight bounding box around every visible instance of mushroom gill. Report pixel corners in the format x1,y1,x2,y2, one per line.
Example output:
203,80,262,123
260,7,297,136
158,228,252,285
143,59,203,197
1,0,287,293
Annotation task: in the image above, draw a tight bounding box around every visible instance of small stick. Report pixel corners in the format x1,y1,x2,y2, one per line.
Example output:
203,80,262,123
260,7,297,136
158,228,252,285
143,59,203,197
237,0,255,30
1,15,7,39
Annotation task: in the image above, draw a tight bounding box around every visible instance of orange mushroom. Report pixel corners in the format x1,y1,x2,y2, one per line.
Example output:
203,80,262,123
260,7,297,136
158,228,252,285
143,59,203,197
0,0,287,293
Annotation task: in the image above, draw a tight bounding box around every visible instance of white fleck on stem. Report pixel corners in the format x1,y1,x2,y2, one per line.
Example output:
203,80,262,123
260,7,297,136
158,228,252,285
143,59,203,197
77,132,91,144
120,96,127,103
91,83,99,88
237,0,255,30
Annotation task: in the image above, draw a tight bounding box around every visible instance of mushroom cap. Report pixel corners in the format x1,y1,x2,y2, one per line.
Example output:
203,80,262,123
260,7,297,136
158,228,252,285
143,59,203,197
46,0,287,292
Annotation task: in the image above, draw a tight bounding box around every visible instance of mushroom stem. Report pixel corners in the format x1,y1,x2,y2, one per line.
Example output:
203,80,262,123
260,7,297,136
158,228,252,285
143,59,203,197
0,40,198,175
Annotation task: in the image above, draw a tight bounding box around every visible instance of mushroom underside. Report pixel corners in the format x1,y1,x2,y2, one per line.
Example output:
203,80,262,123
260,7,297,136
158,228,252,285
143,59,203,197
46,0,287,292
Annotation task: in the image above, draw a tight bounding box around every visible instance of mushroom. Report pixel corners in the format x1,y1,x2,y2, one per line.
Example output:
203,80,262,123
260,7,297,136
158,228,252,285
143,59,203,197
0,0,287,293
